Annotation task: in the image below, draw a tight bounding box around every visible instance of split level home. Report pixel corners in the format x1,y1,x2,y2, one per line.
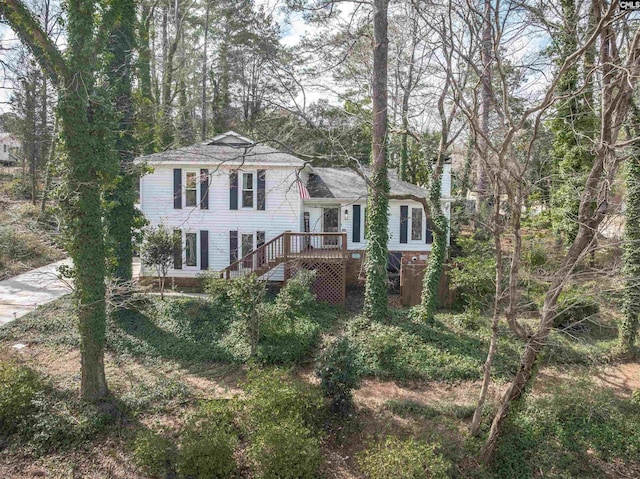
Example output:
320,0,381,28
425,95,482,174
136,131,452,304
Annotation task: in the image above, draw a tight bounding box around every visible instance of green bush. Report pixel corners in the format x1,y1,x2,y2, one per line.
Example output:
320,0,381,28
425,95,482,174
133,430,177,477
357,437,450,479
257,270,335,365
315,337,361,416
0,361,42,435
554,289,599,329
177,402,238,479
201,273,233,306
241,369,324,433
248,418,322,479
272,270,317,318
449,236,496,311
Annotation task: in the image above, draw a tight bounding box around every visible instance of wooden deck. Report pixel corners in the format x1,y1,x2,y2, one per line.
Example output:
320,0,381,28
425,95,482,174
220,232,348,305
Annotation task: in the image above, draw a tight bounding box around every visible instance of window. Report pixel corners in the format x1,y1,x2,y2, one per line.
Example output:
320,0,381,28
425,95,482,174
411,208,423,241
186,172,197,207
185,232,197,266
242,173,254,208
3,145,6,153
242,233,253,268
173,229,182,269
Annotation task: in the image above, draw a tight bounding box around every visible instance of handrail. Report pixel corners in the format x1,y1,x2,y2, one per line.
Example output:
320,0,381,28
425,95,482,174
221,231,287,279
220,231,348,280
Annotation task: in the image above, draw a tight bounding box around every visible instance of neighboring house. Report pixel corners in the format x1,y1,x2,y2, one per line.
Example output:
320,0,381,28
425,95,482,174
136,131,452,301
0,133,21,166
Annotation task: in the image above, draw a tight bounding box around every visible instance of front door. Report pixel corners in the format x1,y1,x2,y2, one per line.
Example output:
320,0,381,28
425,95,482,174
322,207,340,247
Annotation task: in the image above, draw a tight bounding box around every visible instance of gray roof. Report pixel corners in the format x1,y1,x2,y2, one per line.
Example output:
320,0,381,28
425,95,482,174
308,167,428,199
135,132,306,167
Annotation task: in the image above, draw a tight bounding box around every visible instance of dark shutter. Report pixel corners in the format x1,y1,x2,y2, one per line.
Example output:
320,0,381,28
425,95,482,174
173,229,182,270
257,169,266,210
230,172,238,210
230,231,238,271
400,205,408,244
200,230,209,270
353,204,361,243
173,168,182,209
200,169,209,209
426,225,433,244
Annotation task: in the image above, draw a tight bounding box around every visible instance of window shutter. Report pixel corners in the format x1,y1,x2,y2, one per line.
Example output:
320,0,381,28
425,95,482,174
400,205,408,244
200,169,209,209
229,231,238,271
257,169,266,210
230,172,238,210
353,204,361,243
200,231,209,270
173,229,182,269
426,225,433,244
173,168,182,209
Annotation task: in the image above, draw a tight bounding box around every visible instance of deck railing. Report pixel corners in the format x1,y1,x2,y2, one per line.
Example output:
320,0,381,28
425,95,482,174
221,232,347,280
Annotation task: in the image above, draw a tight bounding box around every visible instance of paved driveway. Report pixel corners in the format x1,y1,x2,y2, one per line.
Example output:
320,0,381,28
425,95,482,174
0,259,73,326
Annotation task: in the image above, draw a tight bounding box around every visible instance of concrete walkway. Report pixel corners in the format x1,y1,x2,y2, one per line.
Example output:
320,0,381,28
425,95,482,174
0,259,73,326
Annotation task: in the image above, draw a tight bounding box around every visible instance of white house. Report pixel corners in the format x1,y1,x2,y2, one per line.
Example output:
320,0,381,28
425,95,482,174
0,132,20,166
136,131,452,297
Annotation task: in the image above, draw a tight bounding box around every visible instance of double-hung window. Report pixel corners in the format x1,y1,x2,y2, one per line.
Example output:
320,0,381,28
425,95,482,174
411,208,423,241
242,173,254,208
186,172,197,207
185,232,197,266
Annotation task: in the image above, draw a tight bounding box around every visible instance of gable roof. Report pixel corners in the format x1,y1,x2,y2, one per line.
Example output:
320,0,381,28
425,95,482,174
308,167,428,199
135,131,306,167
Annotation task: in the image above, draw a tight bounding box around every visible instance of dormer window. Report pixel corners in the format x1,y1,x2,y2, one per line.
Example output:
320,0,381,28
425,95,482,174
242,173,254,208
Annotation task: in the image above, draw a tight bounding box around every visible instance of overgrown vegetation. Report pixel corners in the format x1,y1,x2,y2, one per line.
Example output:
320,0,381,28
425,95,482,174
493,381,640,478
0,200,64,279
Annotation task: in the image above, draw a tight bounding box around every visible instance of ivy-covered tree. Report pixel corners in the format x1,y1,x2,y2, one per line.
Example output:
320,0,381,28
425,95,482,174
105,0,137,283
1,0,121,401
619,103,640,357
364,0,390,321
549,0,596,244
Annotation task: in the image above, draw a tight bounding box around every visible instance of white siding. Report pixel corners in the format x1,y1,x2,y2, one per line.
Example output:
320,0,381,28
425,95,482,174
140,164,302,279
302,198,452,254
441,164,452,198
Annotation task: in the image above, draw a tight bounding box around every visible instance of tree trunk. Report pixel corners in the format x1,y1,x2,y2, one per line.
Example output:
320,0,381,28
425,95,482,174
201,1,210,140
475,0,492,204
470,182,502,436
105,0,136,283
619,106,640,356
364,0,390,322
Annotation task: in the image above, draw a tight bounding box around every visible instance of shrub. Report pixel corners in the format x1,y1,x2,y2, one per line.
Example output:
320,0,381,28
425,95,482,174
0,361,42,435
273,270,317,318
553,289,599,329
133,430,177,478
357,437,450,479
257,270,335,365
315,337,361,416
449,236,496,311
227,274,266,358
241,369,324,433
177,402,238,479
202,273,233,306
248,418,322,479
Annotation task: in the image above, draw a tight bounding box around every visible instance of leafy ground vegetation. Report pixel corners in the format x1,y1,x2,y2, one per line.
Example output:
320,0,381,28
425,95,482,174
0,168,65,279
1,260,638,478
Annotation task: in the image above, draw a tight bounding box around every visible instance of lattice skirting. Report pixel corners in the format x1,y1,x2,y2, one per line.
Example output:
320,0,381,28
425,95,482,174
285,260,346,306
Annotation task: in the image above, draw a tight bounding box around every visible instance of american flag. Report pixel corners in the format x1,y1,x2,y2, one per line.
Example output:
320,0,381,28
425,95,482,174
297,179,310,199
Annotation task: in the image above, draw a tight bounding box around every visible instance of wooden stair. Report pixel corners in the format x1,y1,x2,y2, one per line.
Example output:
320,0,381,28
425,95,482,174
220,232,347,280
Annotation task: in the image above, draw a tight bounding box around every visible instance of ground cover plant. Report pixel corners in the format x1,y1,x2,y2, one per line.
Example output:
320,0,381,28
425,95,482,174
0,275,636,478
